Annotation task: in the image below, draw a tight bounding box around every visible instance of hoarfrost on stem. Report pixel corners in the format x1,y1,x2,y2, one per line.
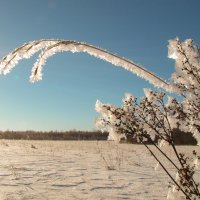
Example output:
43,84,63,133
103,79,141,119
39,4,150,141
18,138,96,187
0,39,180,93
0,37,200,200
95,38,200,200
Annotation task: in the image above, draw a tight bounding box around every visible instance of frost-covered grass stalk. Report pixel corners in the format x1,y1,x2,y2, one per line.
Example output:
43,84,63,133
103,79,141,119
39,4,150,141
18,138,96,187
0,38,199,199
0,39,179,93
96,91,200,199
96,38,200,200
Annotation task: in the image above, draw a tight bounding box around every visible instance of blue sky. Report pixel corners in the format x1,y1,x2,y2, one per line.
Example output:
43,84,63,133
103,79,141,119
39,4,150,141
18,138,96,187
0,0,199,131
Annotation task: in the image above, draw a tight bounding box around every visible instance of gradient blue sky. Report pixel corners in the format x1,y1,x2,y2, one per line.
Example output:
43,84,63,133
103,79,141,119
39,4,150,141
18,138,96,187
0,0,199,131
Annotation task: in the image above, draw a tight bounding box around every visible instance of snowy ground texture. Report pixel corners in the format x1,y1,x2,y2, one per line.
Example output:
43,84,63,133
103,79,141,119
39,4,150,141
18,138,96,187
0,140,199,200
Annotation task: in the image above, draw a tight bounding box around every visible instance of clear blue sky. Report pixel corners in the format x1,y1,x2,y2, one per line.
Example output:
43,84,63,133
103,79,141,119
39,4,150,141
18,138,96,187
0,0,199,131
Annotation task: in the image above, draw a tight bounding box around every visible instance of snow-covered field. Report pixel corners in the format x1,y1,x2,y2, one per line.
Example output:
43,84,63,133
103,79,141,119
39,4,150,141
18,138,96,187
0,140,199,200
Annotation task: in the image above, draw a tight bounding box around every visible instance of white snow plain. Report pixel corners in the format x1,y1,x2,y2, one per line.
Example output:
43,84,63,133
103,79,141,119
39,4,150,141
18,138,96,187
0,140,199,200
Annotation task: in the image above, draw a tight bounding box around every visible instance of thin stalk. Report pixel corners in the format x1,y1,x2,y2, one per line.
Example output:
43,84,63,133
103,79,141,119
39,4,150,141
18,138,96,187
171,141,199,195
148,137,199,195
149,138,179,171
142,141,192,200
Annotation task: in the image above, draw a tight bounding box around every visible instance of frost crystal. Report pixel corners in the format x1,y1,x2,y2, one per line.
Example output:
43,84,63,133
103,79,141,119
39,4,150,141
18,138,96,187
1,37,200,199
0,39,180,93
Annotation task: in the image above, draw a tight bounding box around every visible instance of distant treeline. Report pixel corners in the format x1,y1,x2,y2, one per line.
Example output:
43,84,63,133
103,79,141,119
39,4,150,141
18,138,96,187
0,129,197,145
172,129,197,145
126,129,197,145
0,130,109,141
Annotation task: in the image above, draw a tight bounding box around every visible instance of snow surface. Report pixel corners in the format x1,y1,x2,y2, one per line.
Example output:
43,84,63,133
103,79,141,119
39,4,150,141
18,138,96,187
0,140,199,200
